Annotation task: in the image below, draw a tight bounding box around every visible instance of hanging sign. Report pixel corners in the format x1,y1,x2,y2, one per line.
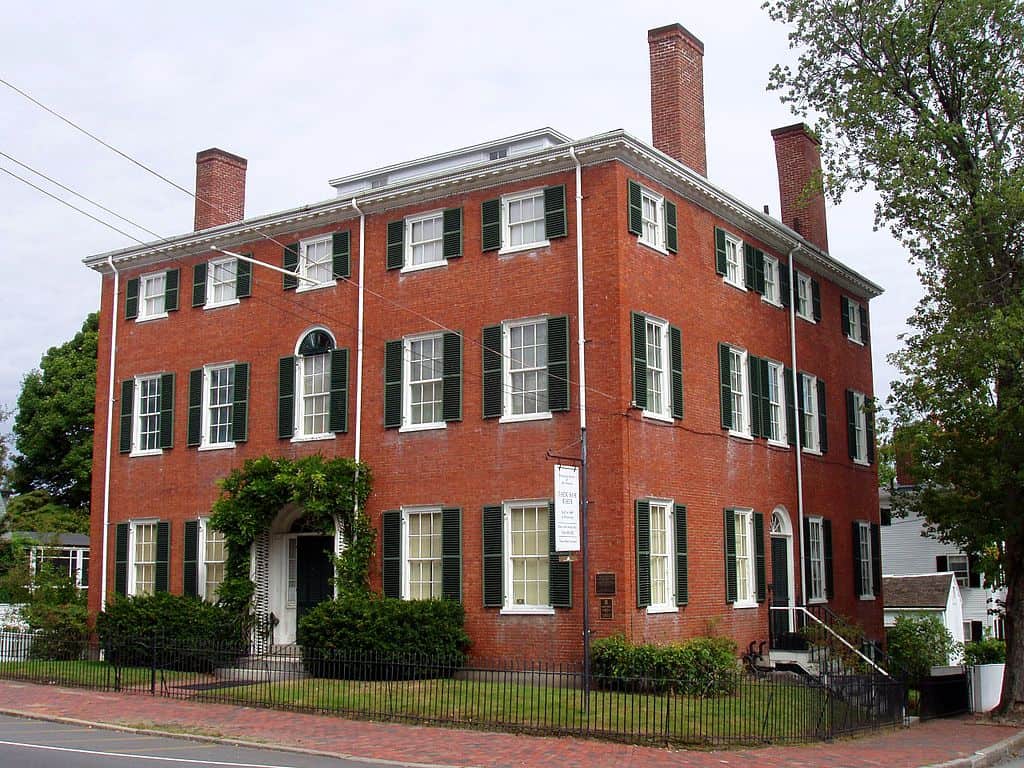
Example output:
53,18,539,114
554,464,581,552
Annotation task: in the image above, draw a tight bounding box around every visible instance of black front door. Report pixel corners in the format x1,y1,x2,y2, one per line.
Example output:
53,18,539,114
296,536,334,630
770,536,791,642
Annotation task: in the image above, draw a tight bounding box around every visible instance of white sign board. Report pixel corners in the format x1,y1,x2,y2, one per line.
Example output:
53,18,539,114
554,464,580,552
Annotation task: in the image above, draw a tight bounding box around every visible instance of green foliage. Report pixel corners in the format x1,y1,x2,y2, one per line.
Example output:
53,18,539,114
886,615,959,686
96,592,246,672
964,638,1007,666
297,593,469,678
2,490,89,535
11,313,97,510
13,564,89,660
0,536,31,603
590,635,739,696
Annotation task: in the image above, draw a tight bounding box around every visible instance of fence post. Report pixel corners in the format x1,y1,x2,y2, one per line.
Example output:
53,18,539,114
150,632,157,696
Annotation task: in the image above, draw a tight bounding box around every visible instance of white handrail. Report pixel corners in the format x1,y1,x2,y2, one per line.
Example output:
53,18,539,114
770,605,889,677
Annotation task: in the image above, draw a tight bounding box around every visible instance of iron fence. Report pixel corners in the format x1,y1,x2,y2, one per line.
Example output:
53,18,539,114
0,630,904,746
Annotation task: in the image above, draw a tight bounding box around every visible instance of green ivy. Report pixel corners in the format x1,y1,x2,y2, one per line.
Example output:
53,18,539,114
209,455,372,612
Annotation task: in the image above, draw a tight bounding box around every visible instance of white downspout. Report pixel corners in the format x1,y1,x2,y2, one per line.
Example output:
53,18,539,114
99,255,119,611
787,245,806,608
569,147,587,432
351,197,365,469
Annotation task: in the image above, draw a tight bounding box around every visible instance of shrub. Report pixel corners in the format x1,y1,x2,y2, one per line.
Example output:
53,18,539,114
297,594,469,678
963,638,1006,665
886,615,959,685
19,565,89,660
590,634,738,696
96,593,246,672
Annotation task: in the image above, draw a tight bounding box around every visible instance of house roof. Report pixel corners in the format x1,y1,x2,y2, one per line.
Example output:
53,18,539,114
883,573,954,609
1,531,90,547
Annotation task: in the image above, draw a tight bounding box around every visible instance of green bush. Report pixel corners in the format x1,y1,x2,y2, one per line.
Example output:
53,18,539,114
297,594,469,678
590,634,739,696
885,615,959,685
96,593,247,672
18,564,89,660
964,638,1006,665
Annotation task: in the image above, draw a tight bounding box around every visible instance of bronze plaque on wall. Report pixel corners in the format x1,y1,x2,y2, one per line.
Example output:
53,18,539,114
600,598,613,620
595,573,616,596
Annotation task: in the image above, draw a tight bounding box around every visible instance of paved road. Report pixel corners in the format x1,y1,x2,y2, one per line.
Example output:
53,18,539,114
0,713,434,768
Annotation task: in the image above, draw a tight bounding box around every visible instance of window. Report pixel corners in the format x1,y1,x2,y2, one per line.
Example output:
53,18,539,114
132,521,157,596
206,258,238,307
723,233,743,288
807,517,826,602
718,344,749,436
280,329,346,441
505,502,550,612
201,522,227,601
387,209,461,270
300,354,330,436
649,502,674,610
30,546,88,589
405,334,445,430
382,507,461,602
644,318,671,421
505,319,549,420
405,508,443,600
298,235,333,290
796,272,814,321
203,365,235,448
724,508,763,607
632,314,682,421
801,373,821,452
766,361,786,444
134,375,162,455
140,272,167,320
762,255,780,305
640,188,663,249
122,373,173,456
947,554,970,588
482,186,566,254
115,520,167,597
188,363,247,449
842,297,869,345
735,509,755,607
847,390,871,464
504,190,547,251
856,521,873,598
636,500,687,610
629,181,677,253
405,211,445,270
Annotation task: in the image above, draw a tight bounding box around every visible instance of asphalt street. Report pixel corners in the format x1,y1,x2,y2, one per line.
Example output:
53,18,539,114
0,713,437,768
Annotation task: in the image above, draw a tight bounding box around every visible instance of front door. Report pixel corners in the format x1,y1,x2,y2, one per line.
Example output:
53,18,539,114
770,536,791,641
295,535,334,631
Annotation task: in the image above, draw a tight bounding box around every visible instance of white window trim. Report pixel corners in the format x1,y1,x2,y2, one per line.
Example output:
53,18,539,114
127,518,158,597
500,316,552,424
947,554,970,588
198,363,236,451
858,521,874,600
400,505,443,601
137,271,168,322
29,546,88,589
733,507,758,609
846,299,865,345
766,360,788,447
198,517,226,602
293,348,333,442
499,189,549,255
500,499,555,616
762,254,782,307
205,257,240,310
399,332,447,433
401,210,448,274
637,185,668,254
727,345,751,439
852,390,869,465
801,372,821,454
795,272,815,323
130,373,163,457
642,315,673,423
646,498,677,614
807,516,827,604
722,232,746,292
296,234,335,293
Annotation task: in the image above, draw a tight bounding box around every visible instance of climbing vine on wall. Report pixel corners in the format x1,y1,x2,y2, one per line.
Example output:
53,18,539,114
209,455,373,612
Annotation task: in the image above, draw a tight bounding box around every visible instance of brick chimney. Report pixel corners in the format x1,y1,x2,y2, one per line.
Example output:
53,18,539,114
193,148,247,231
648,23,707,176
771,123,829,252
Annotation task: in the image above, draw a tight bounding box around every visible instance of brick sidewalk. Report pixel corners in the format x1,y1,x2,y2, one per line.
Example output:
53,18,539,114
0,680,1019,768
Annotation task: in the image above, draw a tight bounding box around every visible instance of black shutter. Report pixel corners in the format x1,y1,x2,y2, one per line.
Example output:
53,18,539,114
481,199,501,251
748,355,763,438
846,390,858,460
841,297,851,338
743,243,756,290
635,500,651,608
823,518,834,600
785,367,797,446
481,325,503,419
670,325,683,419
724,509,737,603
811,278,821,322
159,373,174,449
675,504,688,605
968,554,982,588
384,340,403,428
125,277,139,320
192,263,208,307
441,507,462,602
860,304,870,344
817,378,828,453
719,343,733,430
547,316,570,412
867,401,876,464
119,379,134,454
114,522,129,596
936,555,949,572
278,356,295,439
381,511,401,599
231,363,249,442
442,332,462,422
631,313,648,409
714,228,727,275
386,220,404,270
443,208,463,259
155,520,170,593
236,257,252,298
549,501,571,607
183,520,199,597
332,231,350,279
870,523,882,597
283,244,299,289
627,180,643,236
544,185,567,240
665,200,678,253
164,269,179,312
754,249,766,294
779,260,791,308
187,368,203,447
852,521,864,597
754,512,766,603
329,349,348,433
482,505,503,607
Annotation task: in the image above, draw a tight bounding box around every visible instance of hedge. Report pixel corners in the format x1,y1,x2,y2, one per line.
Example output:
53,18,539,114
590,634,739,695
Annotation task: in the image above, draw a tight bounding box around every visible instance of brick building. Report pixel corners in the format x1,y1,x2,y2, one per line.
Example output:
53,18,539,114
86,23,884,660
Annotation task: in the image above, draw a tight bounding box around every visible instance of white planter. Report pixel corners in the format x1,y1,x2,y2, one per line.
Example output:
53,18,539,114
970,663,1005,713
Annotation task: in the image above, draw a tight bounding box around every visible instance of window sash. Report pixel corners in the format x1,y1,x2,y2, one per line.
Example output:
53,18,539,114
407,510,443,600
136,376,161,451
141,274,166,318
763,257,778,303
206,366,234,446
808,519,825,600
858,522,872,596
640,190,662,247
645,320,667,417
133,522,157,596
407,335,444,426
507,504,549,608
203,526,227,601
854,391,867,461
767,363,784,442
735,510,753,603
796,274,811,319
649,502,673,608
802,374,819,450
507,320,548,416
300,237,332,286
300,354,330,436
505,192,546,249
724,238,741,285
947,554,969,587
729,348,747,434
208,259,238,305
408,213,445,267
848,302,862,342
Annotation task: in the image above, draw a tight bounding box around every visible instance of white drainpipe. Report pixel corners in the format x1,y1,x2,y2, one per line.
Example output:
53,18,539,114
786,245,806,608
99,254,119,611
351,198,365,468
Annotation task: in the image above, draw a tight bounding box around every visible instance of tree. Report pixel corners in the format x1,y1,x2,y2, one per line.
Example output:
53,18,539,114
765,0,1024,716
11,313,98,511
0,407,12,496
1,490,89,535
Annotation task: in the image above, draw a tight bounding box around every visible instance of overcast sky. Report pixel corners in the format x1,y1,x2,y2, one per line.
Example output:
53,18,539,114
0,0,922,440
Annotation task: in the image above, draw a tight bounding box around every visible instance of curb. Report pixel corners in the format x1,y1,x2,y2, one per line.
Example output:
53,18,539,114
921,727,1024,768
0,706,481,768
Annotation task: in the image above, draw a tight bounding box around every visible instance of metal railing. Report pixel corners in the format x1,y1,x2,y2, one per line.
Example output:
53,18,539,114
0,630,905,746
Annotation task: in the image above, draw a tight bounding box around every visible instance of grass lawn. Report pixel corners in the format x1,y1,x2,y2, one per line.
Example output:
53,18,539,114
0,659,192,689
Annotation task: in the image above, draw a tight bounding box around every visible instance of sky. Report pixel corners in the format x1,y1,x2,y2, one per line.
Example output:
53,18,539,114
0,0,923,440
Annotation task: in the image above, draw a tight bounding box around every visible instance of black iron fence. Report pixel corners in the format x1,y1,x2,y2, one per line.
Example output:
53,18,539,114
0,630,904,747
